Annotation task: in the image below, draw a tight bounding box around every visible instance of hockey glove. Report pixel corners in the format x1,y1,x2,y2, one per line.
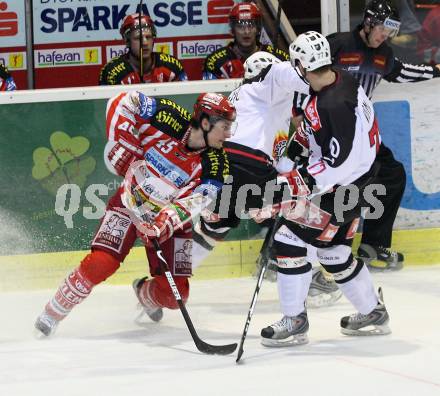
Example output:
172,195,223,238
106,132,143,176
293,122,309,150
140,203,192,245
277,169,311,197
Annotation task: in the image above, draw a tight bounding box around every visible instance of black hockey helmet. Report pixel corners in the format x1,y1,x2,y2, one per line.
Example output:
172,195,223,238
363,0,401,37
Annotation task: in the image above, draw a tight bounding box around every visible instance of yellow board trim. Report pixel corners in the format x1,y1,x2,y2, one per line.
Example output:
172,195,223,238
0,228,438,291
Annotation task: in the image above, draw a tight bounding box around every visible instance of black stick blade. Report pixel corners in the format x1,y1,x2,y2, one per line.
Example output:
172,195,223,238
196,339,238,355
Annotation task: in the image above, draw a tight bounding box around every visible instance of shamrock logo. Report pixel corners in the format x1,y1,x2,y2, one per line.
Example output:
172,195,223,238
32,131,96,196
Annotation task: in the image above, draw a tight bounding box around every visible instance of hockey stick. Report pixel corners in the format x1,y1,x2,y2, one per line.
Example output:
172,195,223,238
138,0,144,82
236,215,282,363
152,239,238,355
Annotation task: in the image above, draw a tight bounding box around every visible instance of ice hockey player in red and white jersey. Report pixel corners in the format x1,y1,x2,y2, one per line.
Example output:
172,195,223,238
192,51,311,268
259,32,391,346
35,91,234,337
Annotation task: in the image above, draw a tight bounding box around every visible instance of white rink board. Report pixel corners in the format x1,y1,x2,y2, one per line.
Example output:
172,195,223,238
373,79,440,229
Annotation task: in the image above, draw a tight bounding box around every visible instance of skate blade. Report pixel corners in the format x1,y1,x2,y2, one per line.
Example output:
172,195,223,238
365,259,404,272
261,333,309,347
33,323,56,339
307,290,343,308
341,323,391,336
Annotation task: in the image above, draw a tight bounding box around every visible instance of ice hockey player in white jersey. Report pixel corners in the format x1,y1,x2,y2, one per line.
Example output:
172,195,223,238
192,51,311,268
260,31,391,347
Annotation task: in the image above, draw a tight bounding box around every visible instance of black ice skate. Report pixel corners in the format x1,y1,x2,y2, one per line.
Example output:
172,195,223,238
261,311,309,347
34,311,59,337
307,267,342,308
133,277,163,323
340,288,391,336
357,244,404,271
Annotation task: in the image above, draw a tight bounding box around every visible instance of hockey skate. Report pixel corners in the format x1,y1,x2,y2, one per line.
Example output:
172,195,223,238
132,277,163,323
340,288,391,336
307,267,342,308
357,244,404,271
261,312,309,347
34,311,59,337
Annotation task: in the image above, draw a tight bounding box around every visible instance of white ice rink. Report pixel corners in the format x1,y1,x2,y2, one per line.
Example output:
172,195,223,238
1,265,439,396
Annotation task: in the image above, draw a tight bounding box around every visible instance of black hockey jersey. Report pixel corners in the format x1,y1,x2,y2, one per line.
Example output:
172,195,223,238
99,52,187,85
301,70,379,193
328,26,440,98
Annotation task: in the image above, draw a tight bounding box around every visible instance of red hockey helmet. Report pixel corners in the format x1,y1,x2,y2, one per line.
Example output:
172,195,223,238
120,13,157,40
193,93,236,124
229,2,262,29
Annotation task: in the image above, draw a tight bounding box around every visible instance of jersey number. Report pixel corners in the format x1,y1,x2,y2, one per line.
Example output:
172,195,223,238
157,140,178,154
368,118,380,153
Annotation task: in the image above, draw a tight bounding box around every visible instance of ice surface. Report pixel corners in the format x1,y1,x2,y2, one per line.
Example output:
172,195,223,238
0,266,439,396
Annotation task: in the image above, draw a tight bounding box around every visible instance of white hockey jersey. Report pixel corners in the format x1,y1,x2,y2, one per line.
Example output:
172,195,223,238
227,62,310,167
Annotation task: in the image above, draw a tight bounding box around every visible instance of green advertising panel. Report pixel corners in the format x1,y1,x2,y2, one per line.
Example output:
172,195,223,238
0,94,260,256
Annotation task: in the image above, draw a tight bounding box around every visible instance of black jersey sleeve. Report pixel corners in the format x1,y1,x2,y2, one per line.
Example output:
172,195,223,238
384,57,440,83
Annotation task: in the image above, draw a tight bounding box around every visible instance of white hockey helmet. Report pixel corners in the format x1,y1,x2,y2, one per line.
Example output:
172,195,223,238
289,31,331,71
244,51,282,79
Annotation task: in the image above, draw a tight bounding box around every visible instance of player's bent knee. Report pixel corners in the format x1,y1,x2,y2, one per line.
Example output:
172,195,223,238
154,275,190,309
321,256,364,284
79,250,121,285
276,256,312,275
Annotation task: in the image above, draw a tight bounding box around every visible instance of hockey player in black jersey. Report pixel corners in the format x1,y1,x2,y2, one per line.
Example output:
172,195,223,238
327,0,439,270
260,31,391,346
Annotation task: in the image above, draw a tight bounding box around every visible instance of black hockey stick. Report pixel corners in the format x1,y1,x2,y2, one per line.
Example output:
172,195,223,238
138,0,144,82
236,215,281,363
152,239,238,355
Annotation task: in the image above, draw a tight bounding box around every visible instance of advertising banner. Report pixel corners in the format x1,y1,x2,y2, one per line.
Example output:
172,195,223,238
0,0,26,46
0,0,27,88
32,0,236,87
33,0,233,44
0,89,253,256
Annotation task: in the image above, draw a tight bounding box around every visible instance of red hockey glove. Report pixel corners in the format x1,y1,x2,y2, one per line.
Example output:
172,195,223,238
140,203,192,245
293,123,309,149
107,132,143,176
223,59,245,78
276,169,311,197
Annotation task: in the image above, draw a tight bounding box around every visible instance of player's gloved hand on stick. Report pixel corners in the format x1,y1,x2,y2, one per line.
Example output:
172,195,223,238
293,122,309,149
276,169,311,197
107,131,143,176
139,203,191,245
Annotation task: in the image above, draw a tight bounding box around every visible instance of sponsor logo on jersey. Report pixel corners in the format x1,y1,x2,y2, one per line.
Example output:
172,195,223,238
373,55,386,69
338,52,363,65
93,210,131,253
272,130,289,161
304,97,322,132
206,48,228,71
174,238,192,275
35,47,102,68
145,147,189,187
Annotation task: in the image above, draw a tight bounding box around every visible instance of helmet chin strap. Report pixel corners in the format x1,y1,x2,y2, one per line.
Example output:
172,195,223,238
202,124,212,148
